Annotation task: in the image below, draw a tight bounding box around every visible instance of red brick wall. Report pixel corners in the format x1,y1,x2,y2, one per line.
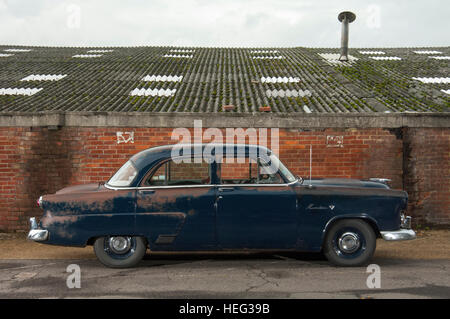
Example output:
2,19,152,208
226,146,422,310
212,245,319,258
403,128,450,225
0,126,448,231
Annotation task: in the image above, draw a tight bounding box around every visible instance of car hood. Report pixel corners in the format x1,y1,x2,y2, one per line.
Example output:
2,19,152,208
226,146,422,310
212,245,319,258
55,183,103,194
299,178,390,189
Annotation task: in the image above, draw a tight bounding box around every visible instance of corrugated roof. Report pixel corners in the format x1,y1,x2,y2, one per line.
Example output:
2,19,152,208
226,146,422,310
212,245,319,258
0,45,448,113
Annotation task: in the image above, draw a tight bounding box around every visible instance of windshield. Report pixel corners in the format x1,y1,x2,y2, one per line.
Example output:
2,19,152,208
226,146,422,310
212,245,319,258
269,154,297,183
107,160,138,187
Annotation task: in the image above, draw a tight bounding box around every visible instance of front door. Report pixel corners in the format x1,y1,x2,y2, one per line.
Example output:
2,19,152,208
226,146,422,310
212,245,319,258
135,158,217,250
215,156,298,249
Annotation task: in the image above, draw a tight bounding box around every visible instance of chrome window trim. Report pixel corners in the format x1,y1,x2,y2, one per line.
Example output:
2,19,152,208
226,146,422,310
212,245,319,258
104,179,298,191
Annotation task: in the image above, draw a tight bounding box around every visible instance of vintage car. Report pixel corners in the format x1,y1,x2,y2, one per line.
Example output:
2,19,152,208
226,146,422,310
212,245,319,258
28,144,416,268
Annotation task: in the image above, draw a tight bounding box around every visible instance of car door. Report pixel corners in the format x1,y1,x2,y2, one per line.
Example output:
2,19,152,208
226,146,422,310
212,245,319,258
135,157,217,250
215,156,298,249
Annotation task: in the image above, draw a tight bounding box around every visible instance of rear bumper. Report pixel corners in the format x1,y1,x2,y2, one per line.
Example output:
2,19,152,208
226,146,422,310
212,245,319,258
380,229,416,241
27,217,49,242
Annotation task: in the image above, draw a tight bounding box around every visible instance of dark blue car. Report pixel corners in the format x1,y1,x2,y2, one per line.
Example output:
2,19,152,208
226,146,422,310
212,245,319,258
28,144,416,268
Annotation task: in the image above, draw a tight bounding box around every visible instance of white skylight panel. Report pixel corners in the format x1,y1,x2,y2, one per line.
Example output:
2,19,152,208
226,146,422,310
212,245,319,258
130,88,177,97
163,54,193,58
370,56,401,60
169,49,195,53
0,54,13,57
252,56,284,60
0,88,43,96
318,53,358,64
414,50,442,54
72,54,103,58
142,75,183,82
412,77,450,84
429,56,450,60
87,50,113,53
261,77,300,83
303,105,312,113
21,74,67,81
359,51,385,55
4,49,31,52
266,89,311,98
250,50,279,54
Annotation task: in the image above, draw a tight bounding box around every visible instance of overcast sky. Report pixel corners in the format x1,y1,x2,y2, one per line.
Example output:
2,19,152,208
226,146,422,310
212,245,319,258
0,0,448,48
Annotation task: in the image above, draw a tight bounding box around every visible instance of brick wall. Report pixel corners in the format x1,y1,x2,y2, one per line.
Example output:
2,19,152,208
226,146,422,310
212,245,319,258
0,126,448,231
403,128,450,225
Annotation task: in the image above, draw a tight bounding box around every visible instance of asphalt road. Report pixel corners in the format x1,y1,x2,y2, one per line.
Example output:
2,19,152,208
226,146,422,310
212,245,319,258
0,253,449,299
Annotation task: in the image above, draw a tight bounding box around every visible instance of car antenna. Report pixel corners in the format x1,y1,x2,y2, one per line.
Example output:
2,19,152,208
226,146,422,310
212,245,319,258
309,144,312,187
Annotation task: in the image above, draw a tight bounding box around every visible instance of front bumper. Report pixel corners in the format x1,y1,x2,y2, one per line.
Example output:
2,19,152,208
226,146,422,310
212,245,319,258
27,217,49,242
380,229,416,241
380,214,416,241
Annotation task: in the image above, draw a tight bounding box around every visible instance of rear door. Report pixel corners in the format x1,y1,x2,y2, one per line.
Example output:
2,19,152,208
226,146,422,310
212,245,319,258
215,156,298,249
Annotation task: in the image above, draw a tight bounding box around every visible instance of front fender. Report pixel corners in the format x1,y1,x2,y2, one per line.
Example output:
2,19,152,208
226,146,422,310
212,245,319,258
322,214,381,244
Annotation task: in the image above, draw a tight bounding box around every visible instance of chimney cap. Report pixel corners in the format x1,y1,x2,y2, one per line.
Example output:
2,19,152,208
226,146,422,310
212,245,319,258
338,11,356,23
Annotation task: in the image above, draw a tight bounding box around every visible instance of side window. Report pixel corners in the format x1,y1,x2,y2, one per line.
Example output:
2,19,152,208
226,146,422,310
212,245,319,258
219,157,284,184
219,157,257,184
148,163,167,186
144,159,211,186
258,158,284,184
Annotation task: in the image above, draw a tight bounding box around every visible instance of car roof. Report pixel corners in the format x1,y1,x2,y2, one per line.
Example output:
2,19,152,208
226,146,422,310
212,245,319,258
130,143,272,170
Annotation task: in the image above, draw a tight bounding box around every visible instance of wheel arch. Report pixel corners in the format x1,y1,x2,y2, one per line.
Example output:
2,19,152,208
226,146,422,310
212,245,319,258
86,235,149,248
321,215,381,248
86,237,96,246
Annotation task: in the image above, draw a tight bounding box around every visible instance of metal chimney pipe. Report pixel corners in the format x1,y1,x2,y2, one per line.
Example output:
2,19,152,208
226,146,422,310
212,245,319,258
338,11,356,62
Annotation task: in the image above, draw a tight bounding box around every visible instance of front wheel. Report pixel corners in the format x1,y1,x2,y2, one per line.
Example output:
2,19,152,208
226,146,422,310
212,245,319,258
323,219,376,267
93,236,147,268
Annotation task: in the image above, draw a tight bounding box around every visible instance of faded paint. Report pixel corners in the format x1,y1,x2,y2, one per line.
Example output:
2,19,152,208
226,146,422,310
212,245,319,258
32,144,408,252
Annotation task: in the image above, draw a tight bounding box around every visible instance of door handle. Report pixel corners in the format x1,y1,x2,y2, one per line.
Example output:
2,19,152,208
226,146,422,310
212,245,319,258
218,187,234,192
138,190,155,195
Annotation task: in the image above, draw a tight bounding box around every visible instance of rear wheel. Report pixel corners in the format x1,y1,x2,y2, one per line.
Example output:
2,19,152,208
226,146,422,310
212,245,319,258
93,236,147,268
323,219,376,267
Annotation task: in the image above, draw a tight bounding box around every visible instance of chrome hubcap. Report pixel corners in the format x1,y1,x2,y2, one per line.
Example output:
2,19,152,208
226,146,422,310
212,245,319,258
338,232,360,253
108,236,132,254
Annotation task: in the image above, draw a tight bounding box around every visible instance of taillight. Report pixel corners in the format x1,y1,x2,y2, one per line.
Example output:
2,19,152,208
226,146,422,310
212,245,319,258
37,196,43,208
400,211,412,229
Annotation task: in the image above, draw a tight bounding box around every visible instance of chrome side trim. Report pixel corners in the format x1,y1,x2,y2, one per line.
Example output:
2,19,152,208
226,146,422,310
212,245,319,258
104,184,215,190
218,180,298,187
380,229,416,241
104,179,299,191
